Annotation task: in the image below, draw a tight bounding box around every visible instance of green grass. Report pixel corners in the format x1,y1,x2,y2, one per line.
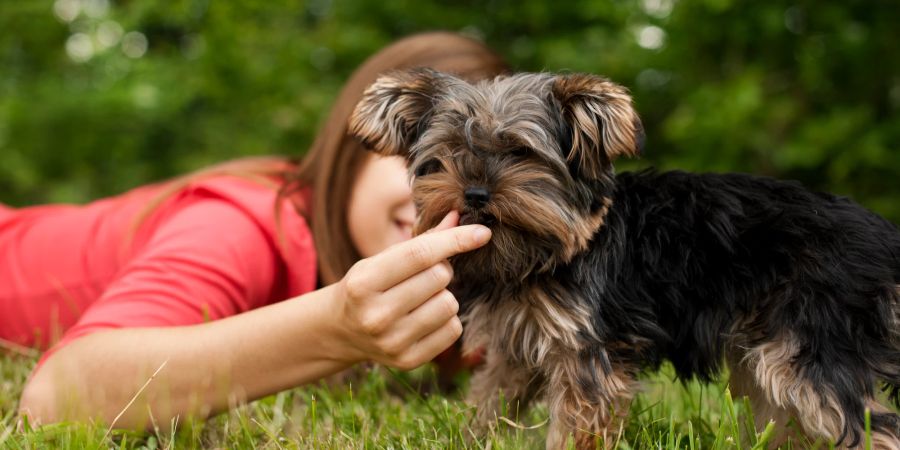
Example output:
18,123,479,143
0,352,868,449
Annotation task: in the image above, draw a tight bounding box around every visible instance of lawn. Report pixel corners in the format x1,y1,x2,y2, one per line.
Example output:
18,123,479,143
0,351,864,449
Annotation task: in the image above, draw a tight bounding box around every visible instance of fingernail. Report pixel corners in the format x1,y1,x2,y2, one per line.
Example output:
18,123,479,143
471,226,491,245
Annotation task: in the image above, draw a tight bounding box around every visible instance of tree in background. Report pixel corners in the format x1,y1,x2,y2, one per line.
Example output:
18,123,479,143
1,0,898,221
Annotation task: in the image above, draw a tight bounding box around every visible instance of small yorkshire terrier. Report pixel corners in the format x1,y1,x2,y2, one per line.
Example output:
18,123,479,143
349,69,900,449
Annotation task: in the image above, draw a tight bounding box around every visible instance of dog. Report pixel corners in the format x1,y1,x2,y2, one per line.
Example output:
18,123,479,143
349,68,900,449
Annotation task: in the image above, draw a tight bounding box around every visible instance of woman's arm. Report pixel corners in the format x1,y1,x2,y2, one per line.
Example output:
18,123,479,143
19,283,352,430
18,213,490,430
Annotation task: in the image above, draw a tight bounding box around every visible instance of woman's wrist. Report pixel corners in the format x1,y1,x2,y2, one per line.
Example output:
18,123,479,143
211,284,358,400
296,282,368,367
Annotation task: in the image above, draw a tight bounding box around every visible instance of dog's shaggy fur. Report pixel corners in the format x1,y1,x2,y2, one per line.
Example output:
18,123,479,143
349,68,900,449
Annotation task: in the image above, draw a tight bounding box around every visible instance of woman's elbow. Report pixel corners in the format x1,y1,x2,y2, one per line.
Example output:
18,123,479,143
18,368,60,426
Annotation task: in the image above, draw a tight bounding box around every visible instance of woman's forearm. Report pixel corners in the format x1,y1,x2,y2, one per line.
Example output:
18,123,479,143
18,284,354,430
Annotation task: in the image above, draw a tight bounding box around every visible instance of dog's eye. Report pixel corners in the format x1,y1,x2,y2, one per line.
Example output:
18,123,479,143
510,147,531,158
414,158,442,177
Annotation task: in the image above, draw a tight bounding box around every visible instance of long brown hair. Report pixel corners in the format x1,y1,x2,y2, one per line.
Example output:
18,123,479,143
136,32,509,286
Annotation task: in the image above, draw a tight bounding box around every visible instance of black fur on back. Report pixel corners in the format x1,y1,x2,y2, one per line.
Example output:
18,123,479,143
562,169,900,403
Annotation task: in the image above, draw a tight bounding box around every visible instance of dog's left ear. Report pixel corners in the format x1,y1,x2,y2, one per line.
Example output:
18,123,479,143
349,68,448,158
552,74,644,179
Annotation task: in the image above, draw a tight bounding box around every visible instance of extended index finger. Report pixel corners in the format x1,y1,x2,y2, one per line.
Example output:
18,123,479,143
368,223,491,292
422,211,460,234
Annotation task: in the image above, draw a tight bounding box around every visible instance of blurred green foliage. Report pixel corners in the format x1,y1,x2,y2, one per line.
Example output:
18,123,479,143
2,0,898,221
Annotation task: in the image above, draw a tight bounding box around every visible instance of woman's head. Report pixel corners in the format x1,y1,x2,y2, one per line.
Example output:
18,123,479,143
290,31,509,285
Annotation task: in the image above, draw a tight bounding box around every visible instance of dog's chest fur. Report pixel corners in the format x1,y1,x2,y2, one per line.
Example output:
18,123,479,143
459,285,596,369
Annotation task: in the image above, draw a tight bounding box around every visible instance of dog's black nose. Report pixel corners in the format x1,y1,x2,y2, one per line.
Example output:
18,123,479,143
464,186,491,209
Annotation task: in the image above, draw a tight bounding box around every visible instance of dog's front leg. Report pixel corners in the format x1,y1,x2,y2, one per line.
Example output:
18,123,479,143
467,346,541,433
544,355,635,450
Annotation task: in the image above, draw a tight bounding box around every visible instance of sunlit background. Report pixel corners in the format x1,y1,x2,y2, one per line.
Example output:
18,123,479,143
2,0,898,221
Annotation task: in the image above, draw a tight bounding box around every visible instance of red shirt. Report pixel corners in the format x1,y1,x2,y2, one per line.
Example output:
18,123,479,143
0,177,317,359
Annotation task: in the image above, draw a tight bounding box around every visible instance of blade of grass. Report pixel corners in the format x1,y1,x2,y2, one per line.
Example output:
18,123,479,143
100,358,169,445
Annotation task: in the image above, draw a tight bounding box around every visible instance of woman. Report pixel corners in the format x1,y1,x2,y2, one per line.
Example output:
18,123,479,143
5,32,508,429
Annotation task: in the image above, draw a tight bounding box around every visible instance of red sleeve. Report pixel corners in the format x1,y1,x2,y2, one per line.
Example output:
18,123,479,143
40,196,282,362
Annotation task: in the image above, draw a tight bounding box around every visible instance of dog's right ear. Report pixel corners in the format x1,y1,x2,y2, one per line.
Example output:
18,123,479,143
552,73,644,180
349,68,447,157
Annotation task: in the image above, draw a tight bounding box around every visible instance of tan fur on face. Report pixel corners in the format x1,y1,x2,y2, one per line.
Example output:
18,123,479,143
411,154,613,275
565,197,612,261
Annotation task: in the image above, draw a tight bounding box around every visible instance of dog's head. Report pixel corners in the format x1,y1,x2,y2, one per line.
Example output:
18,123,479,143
349,69,643,281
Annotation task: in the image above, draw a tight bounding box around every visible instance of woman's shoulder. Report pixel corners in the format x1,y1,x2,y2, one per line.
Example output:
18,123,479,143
184,175,309,221
138,175,318,298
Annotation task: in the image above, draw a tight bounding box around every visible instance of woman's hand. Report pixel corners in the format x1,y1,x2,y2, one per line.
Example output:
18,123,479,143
330,211,491,370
